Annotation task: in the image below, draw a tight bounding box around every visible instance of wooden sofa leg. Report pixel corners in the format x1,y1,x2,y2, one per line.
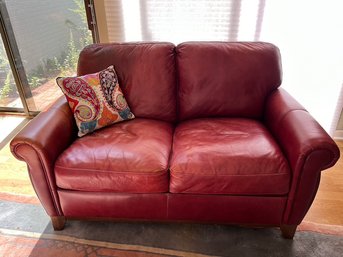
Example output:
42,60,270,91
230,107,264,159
51,216,66,230
280,224,297,239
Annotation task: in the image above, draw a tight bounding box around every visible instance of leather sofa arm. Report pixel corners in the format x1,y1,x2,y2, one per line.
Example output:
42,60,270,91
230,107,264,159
264,88,340,224
10,97,77,216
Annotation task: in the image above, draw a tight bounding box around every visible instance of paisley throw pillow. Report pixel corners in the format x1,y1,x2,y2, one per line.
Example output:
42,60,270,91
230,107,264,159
56,65,135,137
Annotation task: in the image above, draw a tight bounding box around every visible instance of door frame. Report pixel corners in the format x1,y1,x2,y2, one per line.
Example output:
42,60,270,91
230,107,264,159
0,0,98,117
0,1,37,117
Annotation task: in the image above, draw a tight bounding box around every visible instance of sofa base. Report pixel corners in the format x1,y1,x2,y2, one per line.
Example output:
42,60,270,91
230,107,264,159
58,190,287,224
280,224,297,239
51,216,66,230
57,190,288,225
50,216,297,239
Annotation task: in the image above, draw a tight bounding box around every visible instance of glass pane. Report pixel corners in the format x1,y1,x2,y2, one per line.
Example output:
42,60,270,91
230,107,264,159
0,36,23,108
4,0,92,111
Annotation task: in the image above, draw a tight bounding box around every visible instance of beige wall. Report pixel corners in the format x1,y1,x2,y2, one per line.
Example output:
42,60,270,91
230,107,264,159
338,109,343,130
94,0,125,43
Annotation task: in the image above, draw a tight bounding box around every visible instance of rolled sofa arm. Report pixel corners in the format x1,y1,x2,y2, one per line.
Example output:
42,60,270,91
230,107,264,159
10,97,76,216
264,88,340,225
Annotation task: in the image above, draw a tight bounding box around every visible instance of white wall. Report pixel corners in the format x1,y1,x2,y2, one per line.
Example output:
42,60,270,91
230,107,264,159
260,0,343,134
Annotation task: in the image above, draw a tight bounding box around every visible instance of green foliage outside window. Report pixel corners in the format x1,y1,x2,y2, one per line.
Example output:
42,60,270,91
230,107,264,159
27,0,92,88
0,45,13,99
0,0,92,100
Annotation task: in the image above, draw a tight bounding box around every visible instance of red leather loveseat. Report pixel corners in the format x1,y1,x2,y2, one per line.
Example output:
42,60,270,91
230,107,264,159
10,42,340,239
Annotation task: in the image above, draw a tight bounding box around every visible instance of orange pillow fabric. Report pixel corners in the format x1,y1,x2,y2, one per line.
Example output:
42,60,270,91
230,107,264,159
56,65,134,137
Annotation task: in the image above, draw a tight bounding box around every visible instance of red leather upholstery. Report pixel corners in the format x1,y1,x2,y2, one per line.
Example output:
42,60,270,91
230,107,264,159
77,42,177,122
170,118,290,195
265,89,340,224
176,42,282,121
55,118,173,193
167,194,287,224
10,97,76,216
59,190,168,219
59,190,287,225
10,42,340,235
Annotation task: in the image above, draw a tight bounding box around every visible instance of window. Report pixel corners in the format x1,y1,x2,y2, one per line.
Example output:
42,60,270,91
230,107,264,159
100,0,264,43
0,0,93,114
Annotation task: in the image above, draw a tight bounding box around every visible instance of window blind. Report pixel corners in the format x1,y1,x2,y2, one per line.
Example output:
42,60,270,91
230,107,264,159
102,0,262,43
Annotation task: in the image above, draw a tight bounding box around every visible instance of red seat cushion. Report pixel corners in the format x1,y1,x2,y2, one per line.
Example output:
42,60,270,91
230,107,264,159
170,118,290,195
55,118,173,193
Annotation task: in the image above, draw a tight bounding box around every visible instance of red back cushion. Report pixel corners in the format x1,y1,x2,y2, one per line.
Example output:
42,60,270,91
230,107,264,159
78,42,177,122
176,42,282,121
